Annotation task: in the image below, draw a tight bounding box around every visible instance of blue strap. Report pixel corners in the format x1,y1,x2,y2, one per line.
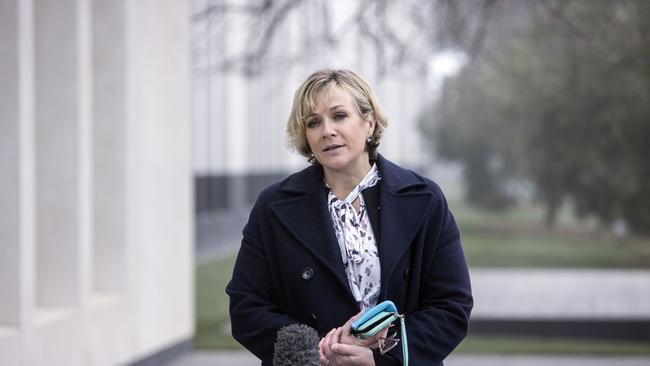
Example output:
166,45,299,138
399,314,408,365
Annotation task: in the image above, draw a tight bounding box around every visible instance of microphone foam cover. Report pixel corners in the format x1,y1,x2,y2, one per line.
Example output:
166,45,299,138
273,323,320,366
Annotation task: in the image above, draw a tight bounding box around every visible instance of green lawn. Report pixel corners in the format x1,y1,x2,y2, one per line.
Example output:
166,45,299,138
462,232,650,268
452,200,650,268
194,201,650,352
194,254,243,350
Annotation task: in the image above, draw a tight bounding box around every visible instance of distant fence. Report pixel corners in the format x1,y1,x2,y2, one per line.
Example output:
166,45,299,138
195,172,288,213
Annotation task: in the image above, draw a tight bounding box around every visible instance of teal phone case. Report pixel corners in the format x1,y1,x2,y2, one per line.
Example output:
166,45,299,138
351,300,398,338
350,300,409,365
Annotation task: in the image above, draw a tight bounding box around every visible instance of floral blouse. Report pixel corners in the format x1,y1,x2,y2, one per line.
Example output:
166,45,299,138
327,164,381,311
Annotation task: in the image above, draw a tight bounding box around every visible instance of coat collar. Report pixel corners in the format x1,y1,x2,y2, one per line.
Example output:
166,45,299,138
270,154,433,303
276,154,427,194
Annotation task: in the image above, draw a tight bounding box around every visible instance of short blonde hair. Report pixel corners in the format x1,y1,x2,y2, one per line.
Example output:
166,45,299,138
286,69,389,163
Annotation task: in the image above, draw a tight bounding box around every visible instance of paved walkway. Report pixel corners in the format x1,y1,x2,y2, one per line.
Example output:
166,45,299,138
471,269,650,319
167,351,650,366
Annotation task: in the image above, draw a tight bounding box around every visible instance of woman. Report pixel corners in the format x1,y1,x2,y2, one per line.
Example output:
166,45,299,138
227,69,473,365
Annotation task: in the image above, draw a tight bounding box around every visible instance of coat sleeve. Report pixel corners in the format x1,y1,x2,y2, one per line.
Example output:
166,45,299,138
391,189,473,364
226,202,296,363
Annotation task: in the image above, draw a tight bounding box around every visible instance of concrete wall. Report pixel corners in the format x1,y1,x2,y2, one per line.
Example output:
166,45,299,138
0,0,194,365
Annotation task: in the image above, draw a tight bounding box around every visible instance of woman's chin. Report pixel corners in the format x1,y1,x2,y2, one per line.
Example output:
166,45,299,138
317,149,370,173
321,161,347,172
321,158,369,175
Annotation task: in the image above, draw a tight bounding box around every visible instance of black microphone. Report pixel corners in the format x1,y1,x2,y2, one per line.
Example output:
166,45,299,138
273,323,320,366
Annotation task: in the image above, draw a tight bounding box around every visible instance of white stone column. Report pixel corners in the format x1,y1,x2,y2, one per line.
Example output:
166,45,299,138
33,0,92,311
0,1,35,365
92,0,127,295
125,0,194,355
0,0,22,328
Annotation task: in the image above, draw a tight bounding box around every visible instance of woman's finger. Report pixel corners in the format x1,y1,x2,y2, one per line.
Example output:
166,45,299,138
320,330,333,353
322,328,338,359
331,343,374,365
319,337,328,366
333,327,344,343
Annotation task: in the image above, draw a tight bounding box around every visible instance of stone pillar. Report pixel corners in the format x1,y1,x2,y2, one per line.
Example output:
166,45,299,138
0,0,25,328
0,2,35,365
92,0,127,295
33,0,92,309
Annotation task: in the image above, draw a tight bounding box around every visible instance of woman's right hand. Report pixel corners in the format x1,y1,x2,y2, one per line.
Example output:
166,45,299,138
319,311,389,366
319,326,375,366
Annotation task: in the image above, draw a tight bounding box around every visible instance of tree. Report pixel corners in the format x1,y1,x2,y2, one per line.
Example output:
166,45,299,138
192,0,498,78
425,0,650,234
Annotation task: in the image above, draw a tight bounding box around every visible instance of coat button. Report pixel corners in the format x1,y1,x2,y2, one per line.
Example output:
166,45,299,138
301,267,314,280
308,313,318,327
403,267,410,280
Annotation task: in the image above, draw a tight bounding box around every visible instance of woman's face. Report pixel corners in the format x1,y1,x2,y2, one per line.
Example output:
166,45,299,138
304,85,375,177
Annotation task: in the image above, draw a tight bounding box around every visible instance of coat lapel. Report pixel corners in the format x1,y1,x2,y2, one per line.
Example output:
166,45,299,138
269,165,353,300
376,155,433,292
268,156,434,305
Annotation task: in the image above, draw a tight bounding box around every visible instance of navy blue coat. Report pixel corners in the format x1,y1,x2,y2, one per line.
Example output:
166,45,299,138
226,155,473,365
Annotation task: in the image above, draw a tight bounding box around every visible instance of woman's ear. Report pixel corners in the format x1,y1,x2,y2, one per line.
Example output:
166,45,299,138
367,113,376,135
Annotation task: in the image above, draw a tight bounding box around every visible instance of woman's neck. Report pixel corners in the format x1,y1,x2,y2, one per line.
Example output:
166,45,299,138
324,160,372,200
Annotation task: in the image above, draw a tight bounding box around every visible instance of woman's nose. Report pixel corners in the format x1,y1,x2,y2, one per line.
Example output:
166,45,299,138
321,119,337,137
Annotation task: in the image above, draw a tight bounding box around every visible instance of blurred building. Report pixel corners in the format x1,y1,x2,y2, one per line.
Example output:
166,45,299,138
1,1,193,365
191,0,435,216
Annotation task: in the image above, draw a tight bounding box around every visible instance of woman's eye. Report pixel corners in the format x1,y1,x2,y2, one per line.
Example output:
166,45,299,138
334,113,347,120
306,120,320,128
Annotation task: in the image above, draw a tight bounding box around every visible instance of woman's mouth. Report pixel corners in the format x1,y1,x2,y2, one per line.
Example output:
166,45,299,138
323,144,344,152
